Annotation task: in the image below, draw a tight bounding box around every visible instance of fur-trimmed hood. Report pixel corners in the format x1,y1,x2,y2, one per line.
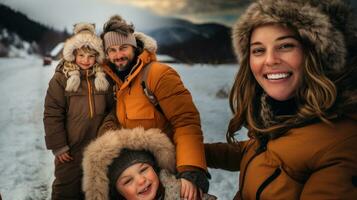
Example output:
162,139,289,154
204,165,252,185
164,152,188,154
63,23,105,63
232,0,356,75
60,23,109,93
82,127,175,200
134,31,157,54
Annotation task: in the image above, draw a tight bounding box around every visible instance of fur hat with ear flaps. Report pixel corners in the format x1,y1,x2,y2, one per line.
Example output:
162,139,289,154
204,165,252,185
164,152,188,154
63,23,105,63
232,0,356,74
62,23,109,92
82,127,176,200
232,0,357,121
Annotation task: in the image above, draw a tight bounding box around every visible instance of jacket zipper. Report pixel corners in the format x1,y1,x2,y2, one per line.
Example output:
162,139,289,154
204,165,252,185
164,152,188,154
86,70,94,118
256,168,282,200
239,151,261,200
240,136,268,200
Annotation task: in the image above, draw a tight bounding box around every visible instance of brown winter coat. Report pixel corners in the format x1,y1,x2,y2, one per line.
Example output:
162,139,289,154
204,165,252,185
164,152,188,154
44,63,114,153
206,114,357,200
43,62,113,199
101,32,207,171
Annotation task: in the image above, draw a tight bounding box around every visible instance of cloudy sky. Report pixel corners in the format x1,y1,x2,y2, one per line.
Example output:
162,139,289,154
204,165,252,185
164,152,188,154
1,0,249,32
104,0,250,25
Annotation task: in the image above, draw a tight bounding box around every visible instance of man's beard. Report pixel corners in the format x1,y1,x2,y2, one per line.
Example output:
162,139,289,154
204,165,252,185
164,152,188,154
113,57,131,71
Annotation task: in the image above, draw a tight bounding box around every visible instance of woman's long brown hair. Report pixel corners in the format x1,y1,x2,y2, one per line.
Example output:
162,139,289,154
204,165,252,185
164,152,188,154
227,30,337,143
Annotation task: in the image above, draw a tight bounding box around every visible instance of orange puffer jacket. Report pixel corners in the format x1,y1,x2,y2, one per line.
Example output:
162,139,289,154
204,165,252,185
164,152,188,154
102,33,207,171
206,114,357,200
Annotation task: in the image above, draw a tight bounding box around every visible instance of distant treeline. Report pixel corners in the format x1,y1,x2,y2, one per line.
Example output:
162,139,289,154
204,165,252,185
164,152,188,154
0,3,236,63
0,4,69,55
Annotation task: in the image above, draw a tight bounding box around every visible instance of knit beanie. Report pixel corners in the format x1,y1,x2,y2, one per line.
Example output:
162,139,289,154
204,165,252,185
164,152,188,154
102,15,137,52
108,149,156,184
103,31,137,51
108,149,156,197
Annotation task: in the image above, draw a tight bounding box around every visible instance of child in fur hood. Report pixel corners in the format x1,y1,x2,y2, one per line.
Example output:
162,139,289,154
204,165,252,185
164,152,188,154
82,127,216,200
43,22,114,199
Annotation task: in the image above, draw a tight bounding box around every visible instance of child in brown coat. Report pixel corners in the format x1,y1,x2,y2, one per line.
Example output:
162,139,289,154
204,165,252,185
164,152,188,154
43,23,113,199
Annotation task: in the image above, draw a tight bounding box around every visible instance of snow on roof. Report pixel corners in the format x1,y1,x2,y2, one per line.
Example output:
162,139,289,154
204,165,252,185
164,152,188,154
156,54,176,63
50,42,64,57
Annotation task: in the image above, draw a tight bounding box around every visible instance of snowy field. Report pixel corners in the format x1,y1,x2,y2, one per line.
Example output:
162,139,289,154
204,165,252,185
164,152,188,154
0,57,244,200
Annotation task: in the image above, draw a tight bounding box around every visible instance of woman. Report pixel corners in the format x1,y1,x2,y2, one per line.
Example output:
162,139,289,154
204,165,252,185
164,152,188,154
205,0,357,199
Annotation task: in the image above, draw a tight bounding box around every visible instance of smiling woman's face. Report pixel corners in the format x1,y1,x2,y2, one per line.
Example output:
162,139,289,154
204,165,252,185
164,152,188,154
249,24,304,101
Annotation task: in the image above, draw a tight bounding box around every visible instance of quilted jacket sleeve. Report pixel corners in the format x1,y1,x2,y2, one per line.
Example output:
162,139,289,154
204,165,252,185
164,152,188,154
205,142,245,171
43,72,68,150
150,63,206,171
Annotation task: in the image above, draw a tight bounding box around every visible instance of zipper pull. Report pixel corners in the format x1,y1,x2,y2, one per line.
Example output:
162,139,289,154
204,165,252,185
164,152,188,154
255,134,269,153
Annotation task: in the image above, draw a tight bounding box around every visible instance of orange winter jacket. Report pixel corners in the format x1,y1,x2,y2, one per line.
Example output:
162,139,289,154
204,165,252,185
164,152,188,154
102,49,207,171
206,114,357,200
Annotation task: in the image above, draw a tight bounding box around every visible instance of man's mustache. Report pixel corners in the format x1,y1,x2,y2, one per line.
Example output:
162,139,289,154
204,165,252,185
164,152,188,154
114,57,128,62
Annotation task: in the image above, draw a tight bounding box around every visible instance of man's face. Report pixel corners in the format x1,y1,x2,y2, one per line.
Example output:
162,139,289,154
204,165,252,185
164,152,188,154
106,44,135,70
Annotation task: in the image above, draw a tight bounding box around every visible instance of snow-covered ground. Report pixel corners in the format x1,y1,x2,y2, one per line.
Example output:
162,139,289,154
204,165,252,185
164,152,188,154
0,57,244,199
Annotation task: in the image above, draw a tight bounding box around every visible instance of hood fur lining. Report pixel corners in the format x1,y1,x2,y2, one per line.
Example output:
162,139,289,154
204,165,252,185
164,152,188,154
82,127,175,200
134,32,157,53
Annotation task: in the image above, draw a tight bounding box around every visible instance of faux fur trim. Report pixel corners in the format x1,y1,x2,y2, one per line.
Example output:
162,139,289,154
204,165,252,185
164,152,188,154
63,62,109,92
95,71,109,92
73,22,96,35
63,23,105,63
134,32,157,53
159,170,217,200
232,0,347,73
82,127,175,200
65,70,80,92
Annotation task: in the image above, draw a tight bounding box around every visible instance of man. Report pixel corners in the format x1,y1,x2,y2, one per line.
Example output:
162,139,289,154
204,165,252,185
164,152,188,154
99,15,209,199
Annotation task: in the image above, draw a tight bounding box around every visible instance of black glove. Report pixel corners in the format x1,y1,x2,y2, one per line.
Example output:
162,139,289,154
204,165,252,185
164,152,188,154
177,170,210,193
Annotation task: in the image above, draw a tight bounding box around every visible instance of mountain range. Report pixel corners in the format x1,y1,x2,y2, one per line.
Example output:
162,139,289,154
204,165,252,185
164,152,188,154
0,3,235,64
149,18,235,63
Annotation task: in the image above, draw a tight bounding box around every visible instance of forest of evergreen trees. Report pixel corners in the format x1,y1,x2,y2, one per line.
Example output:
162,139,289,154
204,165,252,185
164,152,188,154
0,4,69,56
